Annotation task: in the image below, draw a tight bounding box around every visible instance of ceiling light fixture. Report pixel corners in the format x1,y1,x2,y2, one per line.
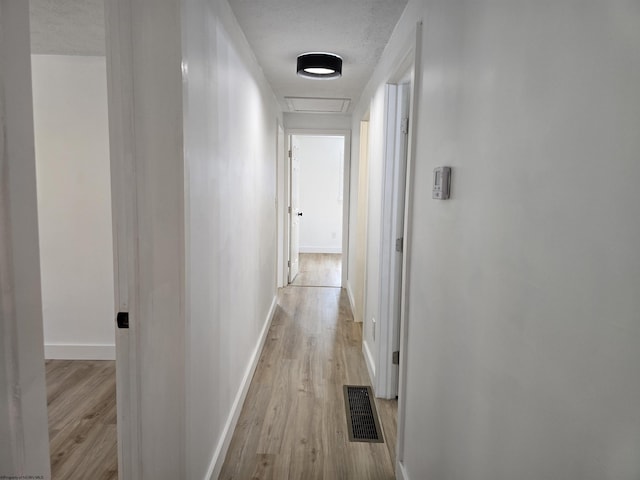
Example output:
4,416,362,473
297,52,342,79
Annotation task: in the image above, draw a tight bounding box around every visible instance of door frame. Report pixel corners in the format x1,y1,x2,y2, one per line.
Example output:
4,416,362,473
375,80,411,399
276,121,286,288
281,129,352,288
288,136,302,283
395,21,423,479
104,1,141,477
0,1,51,475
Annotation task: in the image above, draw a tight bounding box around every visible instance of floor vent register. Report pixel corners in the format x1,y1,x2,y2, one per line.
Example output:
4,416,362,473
343,385,384,443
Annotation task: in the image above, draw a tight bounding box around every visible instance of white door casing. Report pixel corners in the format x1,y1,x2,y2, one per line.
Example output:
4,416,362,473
104,0,141,476
390,83,411,396
289,140,301,283
276,123,286,287
395,21,423,478
0,1,51,475
375,81,410,399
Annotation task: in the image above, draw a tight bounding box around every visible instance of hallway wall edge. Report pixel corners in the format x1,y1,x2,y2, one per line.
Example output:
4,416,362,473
205,294,278,480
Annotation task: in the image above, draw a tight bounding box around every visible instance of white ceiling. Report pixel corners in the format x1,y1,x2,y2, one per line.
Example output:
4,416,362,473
28,0,408,113
227,0,408,113
29,0,106,56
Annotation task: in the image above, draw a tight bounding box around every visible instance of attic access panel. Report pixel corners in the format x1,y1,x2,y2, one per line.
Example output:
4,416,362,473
285,96,351,113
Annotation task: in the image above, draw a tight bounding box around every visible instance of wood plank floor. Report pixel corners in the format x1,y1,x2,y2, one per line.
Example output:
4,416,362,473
291,253,342,287
46,360,117,480
220,286,398,479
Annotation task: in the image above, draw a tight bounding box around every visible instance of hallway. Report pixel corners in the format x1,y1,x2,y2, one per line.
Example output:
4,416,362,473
220,285,397,479
4,1,640,478
291,253,342,287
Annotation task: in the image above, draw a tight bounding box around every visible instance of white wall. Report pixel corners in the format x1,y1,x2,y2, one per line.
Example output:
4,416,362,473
104,0,281,476
294,135,343,253
351,1,640,479
0,0,51,476
181,0,281,477
31,55,115,360
348,121,369,324
355,88,387,378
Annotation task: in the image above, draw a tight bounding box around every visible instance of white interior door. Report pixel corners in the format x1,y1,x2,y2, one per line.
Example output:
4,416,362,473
391,83,411,396
0,2,51,474
289,139,301,282
104,1,140,476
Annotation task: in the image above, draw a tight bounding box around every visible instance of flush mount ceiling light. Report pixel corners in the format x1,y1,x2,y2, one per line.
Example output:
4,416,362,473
297,52,342,79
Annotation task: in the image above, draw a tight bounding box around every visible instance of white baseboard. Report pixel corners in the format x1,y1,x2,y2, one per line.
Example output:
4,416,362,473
206,295,278,480
345,282,359,322
45,344,116,360
299,246,342,254
362,339,376,386
397,461,410,480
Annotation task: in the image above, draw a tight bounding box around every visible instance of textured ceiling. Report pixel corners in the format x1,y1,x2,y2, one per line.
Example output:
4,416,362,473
227,0,408,113
28,0,408,113
30,0,106,56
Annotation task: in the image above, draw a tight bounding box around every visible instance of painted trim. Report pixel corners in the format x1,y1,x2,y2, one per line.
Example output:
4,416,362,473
299,246,342,254
375,84,400,400
397,461,411,480
276,122,286,288
375,78,412,400
396,20,424,474
341,132,352,289
206,295,278,480
362,339,376,386
285,134,292,284
0,3,51,474
104,0,142,477
346,282,359,322
44,344,116,360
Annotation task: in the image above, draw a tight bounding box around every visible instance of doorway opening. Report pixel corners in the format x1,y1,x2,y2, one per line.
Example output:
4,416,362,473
283,130,351,289
29,3,118,478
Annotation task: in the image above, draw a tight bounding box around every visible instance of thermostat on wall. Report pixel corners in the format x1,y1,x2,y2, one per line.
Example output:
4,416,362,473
432,166,451,200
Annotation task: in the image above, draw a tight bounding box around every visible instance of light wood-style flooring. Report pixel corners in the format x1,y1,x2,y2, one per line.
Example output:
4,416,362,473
220,286,398,479
43,257,396,480
292,253,342,287
46,360,117,480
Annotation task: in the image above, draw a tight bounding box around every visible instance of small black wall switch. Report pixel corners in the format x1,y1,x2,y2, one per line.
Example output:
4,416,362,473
116,312,129,329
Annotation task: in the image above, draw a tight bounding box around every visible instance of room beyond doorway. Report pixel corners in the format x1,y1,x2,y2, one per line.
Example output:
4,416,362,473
284,131,351,288
46,360,117,479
